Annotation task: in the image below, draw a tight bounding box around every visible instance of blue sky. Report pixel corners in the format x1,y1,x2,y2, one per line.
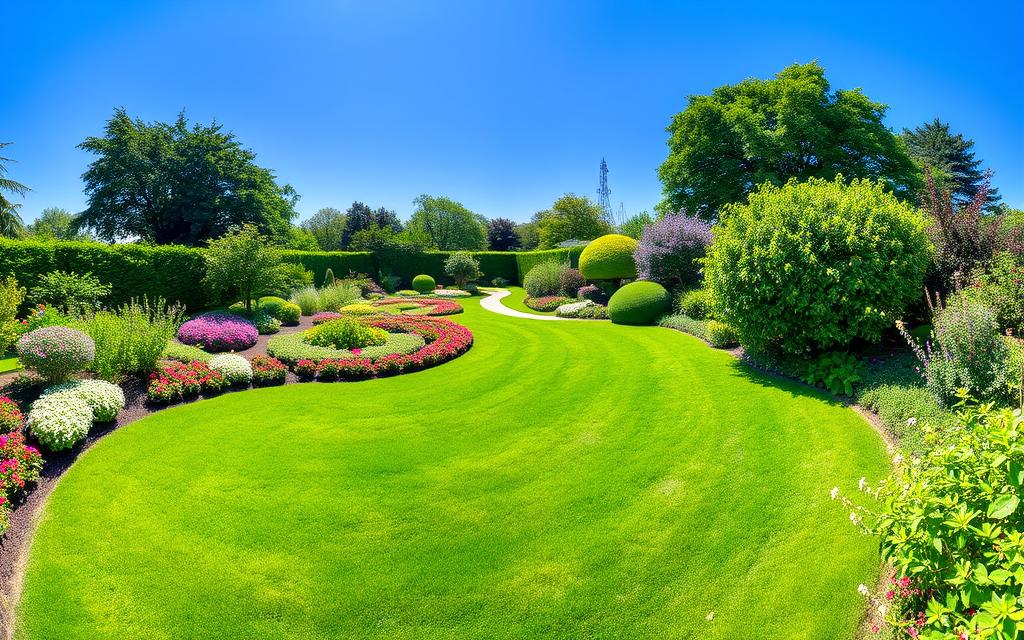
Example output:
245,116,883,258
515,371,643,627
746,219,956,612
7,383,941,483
5,0,1022,225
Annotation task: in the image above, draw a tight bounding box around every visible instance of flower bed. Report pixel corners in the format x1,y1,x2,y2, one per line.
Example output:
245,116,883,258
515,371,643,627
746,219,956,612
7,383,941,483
555,300,609,319
147,361,229,404
0,430,43,535
372,298,463,316
177,313,258,352
266,331,424,365
310,311,343,325
251,355,287,386
524,296,574,312
0,397,24,432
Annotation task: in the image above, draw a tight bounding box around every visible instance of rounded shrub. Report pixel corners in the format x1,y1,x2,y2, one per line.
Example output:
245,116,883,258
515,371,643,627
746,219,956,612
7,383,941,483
303,317,388,350
579,234,639,280
177,313,259,352
411,274,436,294
677,288,712,320
559,268,586,296
704,177,931,353
607,281,671,325
277,302,302,325
41,379,125,423
16,326,95,383
523,261,567,298
209,354,254,385
27,394,93,451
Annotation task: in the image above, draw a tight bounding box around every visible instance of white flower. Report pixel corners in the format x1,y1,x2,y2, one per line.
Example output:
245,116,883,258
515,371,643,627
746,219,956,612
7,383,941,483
705,611,715,621
209,354,253,384
892,454,904,466
907,417,917,427
858,584,870,597
41,379,125,423
877,603,888,616
858,477,867,491
849,512,861,525
830,487,840,500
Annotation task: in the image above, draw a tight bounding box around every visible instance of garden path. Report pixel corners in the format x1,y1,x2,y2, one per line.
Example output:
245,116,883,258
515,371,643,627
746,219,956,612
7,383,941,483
479,289,569,321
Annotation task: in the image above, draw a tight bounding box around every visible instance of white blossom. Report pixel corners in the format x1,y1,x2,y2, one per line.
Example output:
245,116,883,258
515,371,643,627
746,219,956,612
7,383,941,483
858,584,870,597
830,487,840,500
858,477,867,491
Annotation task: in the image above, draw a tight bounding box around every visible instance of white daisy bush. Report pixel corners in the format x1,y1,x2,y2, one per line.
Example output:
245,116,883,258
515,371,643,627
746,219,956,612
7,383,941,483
27,394,93,451
41,379,126,423
209,354,253,385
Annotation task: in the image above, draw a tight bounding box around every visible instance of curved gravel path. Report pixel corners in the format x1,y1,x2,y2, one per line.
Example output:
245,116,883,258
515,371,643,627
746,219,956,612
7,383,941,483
479,289,569,320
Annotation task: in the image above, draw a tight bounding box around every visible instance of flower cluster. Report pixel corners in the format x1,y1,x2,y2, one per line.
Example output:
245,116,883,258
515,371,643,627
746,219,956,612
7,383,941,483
250,355,287,386
311,311,344,325
177,313,258,352
525,296,574,312
316,358,375,381
41,379,125,422
339,303,378,316
147,361,228,404
0,430,43,536
373,298,463,316
209,354,253,385
16,326,95,383
304,317,389,350
430,289,471,298
27,394,93,451
634,211,712,288
555,300,609,319
0,397,24,432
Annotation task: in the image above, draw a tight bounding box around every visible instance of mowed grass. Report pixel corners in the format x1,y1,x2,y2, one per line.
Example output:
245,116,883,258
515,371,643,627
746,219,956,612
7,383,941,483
0,354,20,374
17,295,887,639
499,285,558,315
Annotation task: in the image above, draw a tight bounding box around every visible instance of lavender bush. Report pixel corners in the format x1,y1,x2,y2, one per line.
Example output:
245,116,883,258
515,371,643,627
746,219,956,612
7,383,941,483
634,211,712,289
16,326,95,383
177,313,258,352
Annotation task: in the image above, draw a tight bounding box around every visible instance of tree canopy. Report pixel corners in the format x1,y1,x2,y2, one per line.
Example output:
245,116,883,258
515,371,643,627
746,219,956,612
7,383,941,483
301,207,347,251
27,207,91,241
487,217,520,251
0,142,30,238
76,109,298,245
902,118,1001,209
340,202,401,248
657,62,921,220
405,195,487,250
203,224,284,313
537,194,613,248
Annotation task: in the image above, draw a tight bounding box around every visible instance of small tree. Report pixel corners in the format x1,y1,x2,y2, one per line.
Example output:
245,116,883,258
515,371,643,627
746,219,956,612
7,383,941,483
444,252,482,289
204,224,283,313
487,217,520,251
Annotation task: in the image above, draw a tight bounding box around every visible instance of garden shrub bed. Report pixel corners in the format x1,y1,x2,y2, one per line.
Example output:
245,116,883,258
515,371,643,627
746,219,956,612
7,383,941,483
371,298,463,316
266,331,424,364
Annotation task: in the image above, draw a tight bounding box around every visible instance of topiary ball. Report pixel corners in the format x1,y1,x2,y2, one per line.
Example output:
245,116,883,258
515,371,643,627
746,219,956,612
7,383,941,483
608,281,671,325
411,274,436,294
579,234,639,280
16,326,95,383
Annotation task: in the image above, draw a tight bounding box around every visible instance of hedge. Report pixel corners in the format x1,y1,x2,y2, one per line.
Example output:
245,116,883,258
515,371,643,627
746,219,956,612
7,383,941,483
280,250,375,286
384,252,518,285
514,246,585,283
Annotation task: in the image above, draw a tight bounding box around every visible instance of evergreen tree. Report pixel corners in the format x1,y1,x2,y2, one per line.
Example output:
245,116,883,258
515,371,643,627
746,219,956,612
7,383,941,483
0,142,29,238
902,118,1001,209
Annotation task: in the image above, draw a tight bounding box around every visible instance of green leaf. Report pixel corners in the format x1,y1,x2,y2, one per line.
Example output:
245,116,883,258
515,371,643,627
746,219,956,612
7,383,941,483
989,494,1020,520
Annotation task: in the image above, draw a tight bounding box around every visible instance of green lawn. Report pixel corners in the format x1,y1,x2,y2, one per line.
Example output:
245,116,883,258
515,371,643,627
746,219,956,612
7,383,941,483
17,295,887,639
0,354,20,374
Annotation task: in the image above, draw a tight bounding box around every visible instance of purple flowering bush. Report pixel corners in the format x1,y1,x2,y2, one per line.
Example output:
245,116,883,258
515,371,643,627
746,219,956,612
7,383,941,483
177,313,258,352
16,326,95,383
634,211,711,289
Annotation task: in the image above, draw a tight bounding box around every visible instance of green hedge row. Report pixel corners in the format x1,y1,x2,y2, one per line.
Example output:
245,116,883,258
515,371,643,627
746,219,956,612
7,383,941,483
0,239,578,310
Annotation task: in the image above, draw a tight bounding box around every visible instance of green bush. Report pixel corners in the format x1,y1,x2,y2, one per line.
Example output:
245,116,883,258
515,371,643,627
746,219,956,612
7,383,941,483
303,317,388,350
704,177,931,353
444,252,482,289
578,234,638,280
522,261,568,298
659,314,709,342
677,288,712,320
608,281,671,325
515,246,585,284
802,352,865,396
705,320,739,347
162,341,212,363
0,276,25,353
965,251,1024,334
411,274,436,294
30,270,112,312
73,298,185,381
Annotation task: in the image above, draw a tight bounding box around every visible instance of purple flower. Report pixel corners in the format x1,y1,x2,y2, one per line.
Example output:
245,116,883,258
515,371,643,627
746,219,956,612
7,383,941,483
177,313,258,352
634,211,712,288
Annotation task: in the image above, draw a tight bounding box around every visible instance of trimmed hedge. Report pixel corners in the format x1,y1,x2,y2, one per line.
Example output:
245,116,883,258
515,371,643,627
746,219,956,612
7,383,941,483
280,251,375,287
515,246,585,283
388,252,518,286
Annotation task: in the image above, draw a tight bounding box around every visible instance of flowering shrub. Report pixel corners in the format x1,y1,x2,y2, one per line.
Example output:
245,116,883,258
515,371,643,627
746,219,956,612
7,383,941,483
316,358,374,381
634,211,712,288
177,313,258,352
304,318,388,350
41,379,125,422
250,355,287,386
16,326,95,383
0,430,43,535
27,394,93,450
0,397,24,432
555,300,609,319
294,359,318,378
340,303,378,316
209,354,253,385
147,361,228,404
558,268,586,297
577,284,608,304
373,298,462,316
836,401,1024,639
311,311,343,325
525,296,574,312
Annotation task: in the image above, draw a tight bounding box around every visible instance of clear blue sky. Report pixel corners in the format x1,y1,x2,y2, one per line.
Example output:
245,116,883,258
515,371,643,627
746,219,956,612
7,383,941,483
5,0,1022,225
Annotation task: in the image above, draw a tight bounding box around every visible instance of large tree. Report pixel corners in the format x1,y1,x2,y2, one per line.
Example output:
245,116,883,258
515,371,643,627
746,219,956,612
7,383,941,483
537,194,613,248
405,195,487,250
301,207,347,251
902,118,1001,209
340,202,401,248
0,142,30,238
487,217,520,251
76,109,298,245
657,62,921,220
27,207,91,241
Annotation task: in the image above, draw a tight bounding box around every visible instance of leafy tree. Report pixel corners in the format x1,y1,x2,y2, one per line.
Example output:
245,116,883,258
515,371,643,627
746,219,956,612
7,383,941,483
618,211,654,239
0,142,29,238
537,194,613,248
203,224,284,314
347,224,428,277
657,62,921,220
27,207,91,241
282,226,320,251
340,202,401,248
515,220,541,250
405,195,487,250
902,118,1000,209
444,252,482,288
301,207,347,251
30,271,112,312
487,217,520,251
76,109,298,245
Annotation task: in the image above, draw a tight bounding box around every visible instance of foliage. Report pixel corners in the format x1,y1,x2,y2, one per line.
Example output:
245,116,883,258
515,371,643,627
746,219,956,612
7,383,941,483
272,263,314,297
487,217,520,251
618,211,653,240
523,261,568,298
524,296,574,312
16,326,95,383
515,221,540,250
248,311,281,335
340,202,402,248
608,281,671,325
204,224,284,314
41,379,125,422
676,288,712,320
0,142,30,238
77,109,297,245
837,402,1024,639
555,299,609,319
74,298,185,381
30,270,111,313
412,274,436,294
559,268,585,297
444,252,482,288
902,117,1000,209
254,296,301,325
250,355,287,386
301,207,347,251
634,212,711,289
537,195,613,249
659,313,710,342
209,354,253,385
289,286,321,316
657,62,921,219
303,318,389,350
704,176,931,353
514,246,585,284
26,393,93,450
579,234,639,281
0,275,25,353
406,195,487,250
266,331,423,365
0,397,25,432
802,352,865,396
146,361,228,404
965,252,1024,333
26,207,91,241
162,341,212,364
177,313,258,352
705,320,740,348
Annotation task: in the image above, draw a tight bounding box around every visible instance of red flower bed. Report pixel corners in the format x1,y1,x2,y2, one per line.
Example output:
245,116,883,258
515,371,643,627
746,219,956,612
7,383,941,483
373,298,463,316
311,311,343,325
251,355,287,386
0,430,43,535
147,361,229,404
0,397,24,432
524,296,574,312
